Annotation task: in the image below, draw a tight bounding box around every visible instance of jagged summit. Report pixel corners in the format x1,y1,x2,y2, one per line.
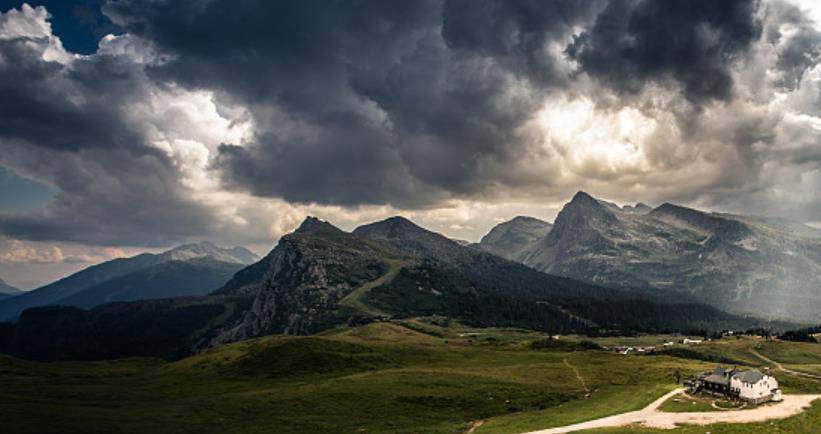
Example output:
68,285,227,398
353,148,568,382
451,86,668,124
622,202,652,214
570,190,598,205
555,191,617,227
294,216,343,234
634,202,652,212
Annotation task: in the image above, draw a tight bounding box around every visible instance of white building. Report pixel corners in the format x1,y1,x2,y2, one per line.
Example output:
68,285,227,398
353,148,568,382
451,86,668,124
696,367,782,404
729,370,781,404
682,338,703,344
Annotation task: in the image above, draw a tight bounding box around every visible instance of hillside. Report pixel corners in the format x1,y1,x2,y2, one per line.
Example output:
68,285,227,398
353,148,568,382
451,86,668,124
0,296,252,361
479,192,821,322
0,242,257,321
1,322,820,434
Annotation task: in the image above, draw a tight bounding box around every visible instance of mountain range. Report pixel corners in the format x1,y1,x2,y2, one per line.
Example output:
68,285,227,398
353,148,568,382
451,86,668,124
0,242,258,321
479,191,821,322
208,215,757,346
0,205,804,362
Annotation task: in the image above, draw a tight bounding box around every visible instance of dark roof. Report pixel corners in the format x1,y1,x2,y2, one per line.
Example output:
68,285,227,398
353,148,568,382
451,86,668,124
703,374,730,386
734,370,765,384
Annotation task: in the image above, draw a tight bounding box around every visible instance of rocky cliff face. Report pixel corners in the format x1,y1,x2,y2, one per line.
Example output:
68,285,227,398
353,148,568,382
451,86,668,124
481,191,821,322
477,216,552,261
214,221,402,342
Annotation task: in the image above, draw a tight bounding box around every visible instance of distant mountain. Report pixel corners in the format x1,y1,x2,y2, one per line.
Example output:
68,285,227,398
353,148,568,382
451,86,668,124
0,242,258,321
484,191,821,322
0,278,22,300
477,216,553,261
52,257,245,309
212,216,759,345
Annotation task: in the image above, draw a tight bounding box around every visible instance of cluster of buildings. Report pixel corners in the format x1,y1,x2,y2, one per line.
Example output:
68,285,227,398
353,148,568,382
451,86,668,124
689,366,782,404
604,338,700,355
606,345,655,355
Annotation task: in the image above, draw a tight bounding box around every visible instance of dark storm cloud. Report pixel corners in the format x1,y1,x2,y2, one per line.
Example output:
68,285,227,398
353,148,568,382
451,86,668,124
766,1,821,90
568,0,762,103
0,25,215,246
441,0,604,84
104,0,598,208
0,39,143,152
4,0,821,250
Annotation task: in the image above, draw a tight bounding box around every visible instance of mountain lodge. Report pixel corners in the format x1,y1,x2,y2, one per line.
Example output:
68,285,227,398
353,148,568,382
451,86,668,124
694,366,782,404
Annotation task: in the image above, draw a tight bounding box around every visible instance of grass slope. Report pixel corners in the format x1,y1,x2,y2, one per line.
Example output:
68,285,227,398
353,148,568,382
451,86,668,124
1,324,820,434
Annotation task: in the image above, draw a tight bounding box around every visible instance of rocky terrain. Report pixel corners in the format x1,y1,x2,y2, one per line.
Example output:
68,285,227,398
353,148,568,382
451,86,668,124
476,216,553,261
482,191,821,322
209,216,759,346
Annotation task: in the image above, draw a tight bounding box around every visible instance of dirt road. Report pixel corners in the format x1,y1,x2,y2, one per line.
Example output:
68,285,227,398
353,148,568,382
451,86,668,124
523,388,821,433
750,348,821,380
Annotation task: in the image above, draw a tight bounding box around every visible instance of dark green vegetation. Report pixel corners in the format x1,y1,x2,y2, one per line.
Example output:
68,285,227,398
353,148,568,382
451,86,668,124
2,323,820,434
0,296,252,361
488,191,821,322
780,325,821,343
0,242,256,320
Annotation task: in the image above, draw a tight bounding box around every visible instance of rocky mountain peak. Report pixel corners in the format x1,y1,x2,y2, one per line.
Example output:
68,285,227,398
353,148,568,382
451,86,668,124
353,216,431,240
622,202,652,214
554,191,618,228
353,216,467,261
294,216,343,234
634,202,652,212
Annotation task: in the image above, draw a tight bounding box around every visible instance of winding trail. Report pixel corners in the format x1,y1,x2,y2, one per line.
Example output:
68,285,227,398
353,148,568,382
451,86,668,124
750,348,821,380
338,259,411,316
563,357,590,394
521,388,821,433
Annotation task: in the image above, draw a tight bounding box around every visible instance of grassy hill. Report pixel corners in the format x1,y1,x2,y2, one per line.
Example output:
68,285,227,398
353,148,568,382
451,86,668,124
2,322,820,433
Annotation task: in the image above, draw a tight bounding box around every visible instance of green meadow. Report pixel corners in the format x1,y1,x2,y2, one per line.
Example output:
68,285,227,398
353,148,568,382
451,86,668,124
1,322,820,434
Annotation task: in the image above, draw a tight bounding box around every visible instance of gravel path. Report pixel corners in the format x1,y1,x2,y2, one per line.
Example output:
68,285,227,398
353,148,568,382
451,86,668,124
750,348,821,380
523,388,821,433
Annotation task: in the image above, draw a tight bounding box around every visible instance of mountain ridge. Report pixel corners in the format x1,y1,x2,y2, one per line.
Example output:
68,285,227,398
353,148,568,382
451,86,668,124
0,242,258,321
478,191,821,322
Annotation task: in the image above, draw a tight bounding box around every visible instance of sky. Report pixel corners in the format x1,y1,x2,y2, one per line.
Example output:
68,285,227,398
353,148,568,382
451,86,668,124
0,0,820,289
